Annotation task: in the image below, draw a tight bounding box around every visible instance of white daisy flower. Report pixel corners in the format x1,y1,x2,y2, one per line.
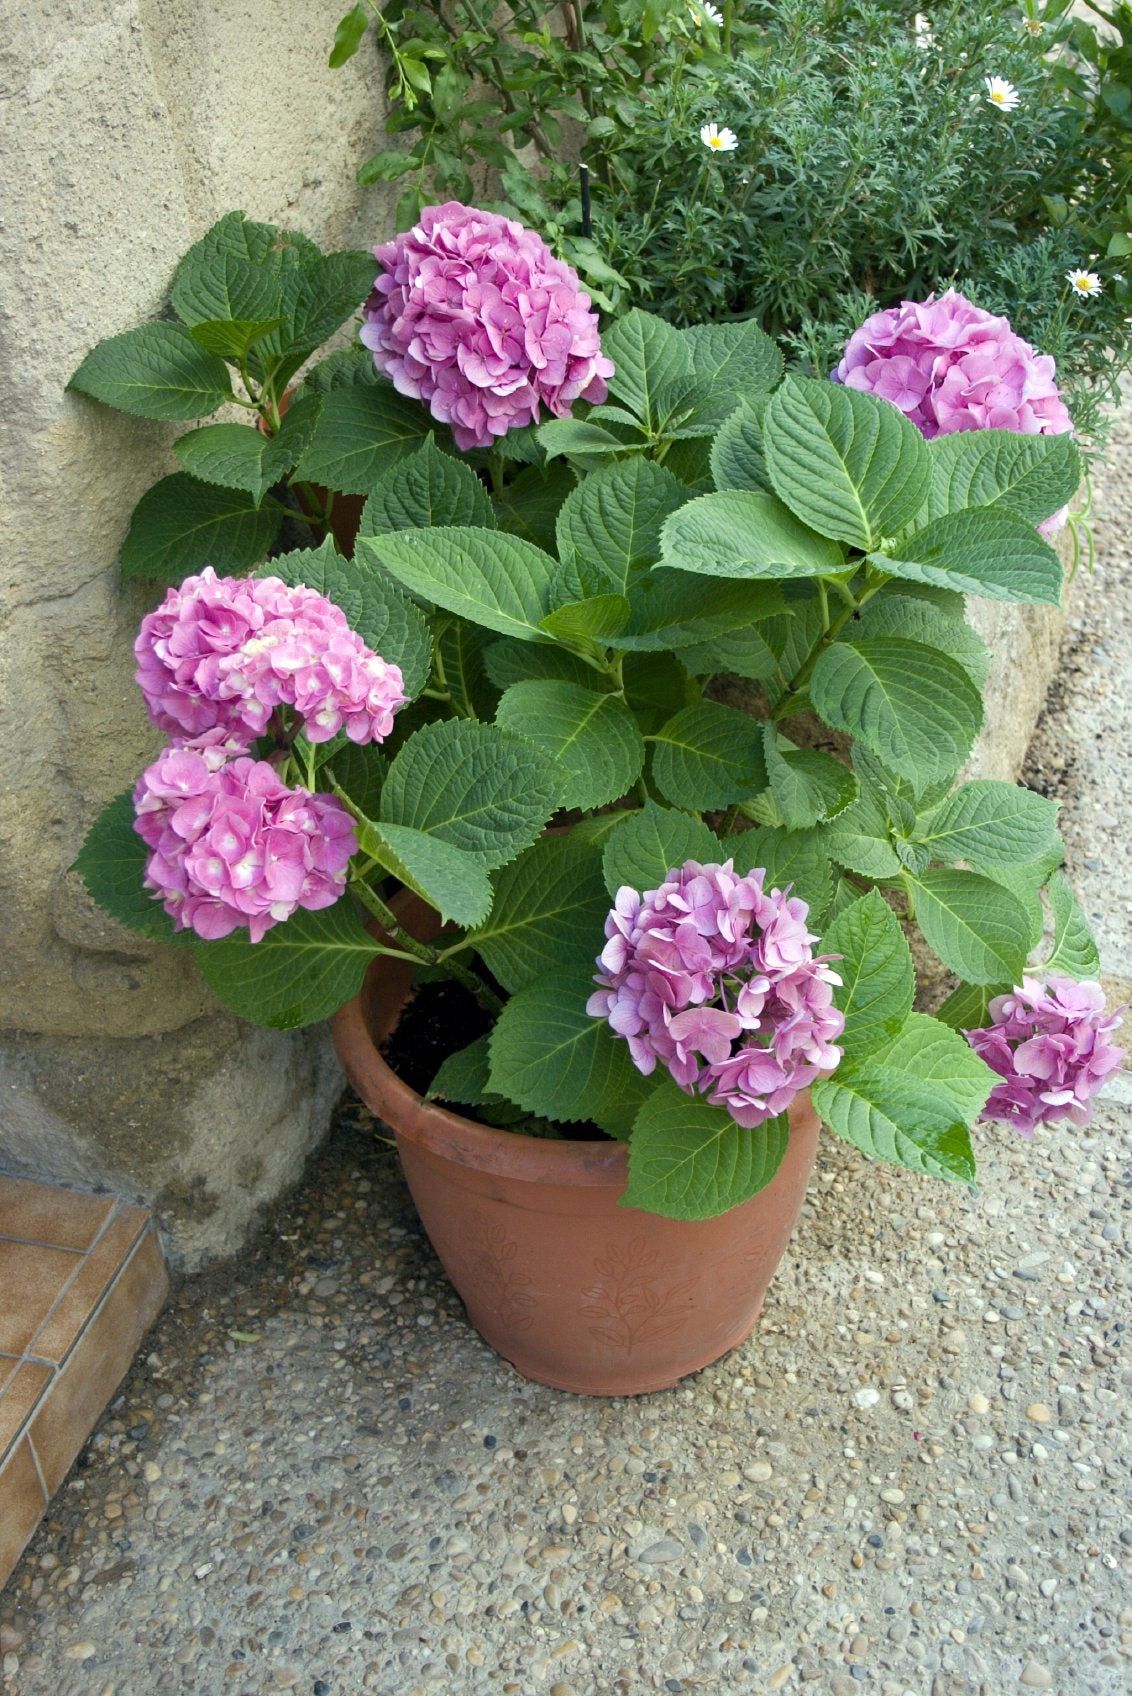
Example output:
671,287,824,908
985,75,1021,112
1066,268,1104,299
1022,17,1043,37
700,122,738,153
690,1,724,23
913,13,935,49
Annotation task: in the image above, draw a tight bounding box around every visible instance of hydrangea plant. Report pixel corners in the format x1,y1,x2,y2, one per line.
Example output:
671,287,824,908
73,208,1123,1221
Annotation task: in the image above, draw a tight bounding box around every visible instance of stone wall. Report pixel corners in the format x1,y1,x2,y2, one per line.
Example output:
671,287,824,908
0,1,396,1268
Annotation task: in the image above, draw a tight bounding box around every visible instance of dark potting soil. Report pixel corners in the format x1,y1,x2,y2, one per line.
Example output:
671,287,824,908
380,976,491,1099
380,976,610,1141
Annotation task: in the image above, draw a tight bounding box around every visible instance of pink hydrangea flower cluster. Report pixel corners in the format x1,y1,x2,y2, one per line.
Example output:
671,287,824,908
587,860,845,1129
966,976,1125,1137
134,740,357,943
135,567,407,749
833,289,1072,440
360,200,615,452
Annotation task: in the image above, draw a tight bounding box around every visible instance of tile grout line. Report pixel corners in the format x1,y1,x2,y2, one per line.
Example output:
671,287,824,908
20,1201,139,1366
25,1429,51,1506
0,1232,91,1252
48,1229,155,1381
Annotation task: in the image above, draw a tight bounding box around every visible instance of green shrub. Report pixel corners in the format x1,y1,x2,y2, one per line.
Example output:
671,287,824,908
332,0,1132,439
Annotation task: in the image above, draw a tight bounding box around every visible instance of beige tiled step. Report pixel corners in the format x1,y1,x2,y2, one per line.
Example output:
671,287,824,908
0,1175,168,1587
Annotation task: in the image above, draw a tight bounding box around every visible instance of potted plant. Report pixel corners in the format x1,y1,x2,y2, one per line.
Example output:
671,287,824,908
72,202,1124,1395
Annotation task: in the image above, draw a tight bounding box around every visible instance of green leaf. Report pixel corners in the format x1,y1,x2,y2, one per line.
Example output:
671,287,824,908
329,4,370,66
976,860,1050,945
622,652,695,733
710,398,772,494
251,249,376,378
358,437,495,535
763,376,930,550
172,420,294,504
538,419,640,462
872,509,1063,607
812,1068,976,1183
120,474,282,582
495,681,645,810
601,308,693,428
68,323,233,421
303,348,380,393
1043,870,1101,977
821,889,914,1056
602,802,723,898
556,459,687,594
357,147,420,185
925,430,1082,525
483,638,601,692
869,1013,996,1125
468,837,609,992
904,868,1034,984
296,383,433,495
192,899,382,1029
487,967,648,1123
539,595,630,643
71,791,190,946
855,593,989,687
662,434,715,488
936,980,1003,1032
611,572,784,652
188,317,284,362
915,781,1061,872
763,729,858,828
679,626,779,684
809,637,982,796
359,526,560,640
380,718,558,869
683,320,783,404
356,821,492,929
426,1036,496,1106
730,826,834,920
651,701,767,811
495,462,576,553
818,787,902,880
324,742,387,821
435,620,497,720
268,538,433,698
170,210,297,330
623,1077,790,1221
658,490,843,580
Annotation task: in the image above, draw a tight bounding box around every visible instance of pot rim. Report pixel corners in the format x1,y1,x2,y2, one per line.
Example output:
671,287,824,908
330,888,631,1185
331,985,632,1185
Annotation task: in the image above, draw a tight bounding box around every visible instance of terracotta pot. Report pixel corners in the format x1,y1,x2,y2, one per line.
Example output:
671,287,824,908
331,892,820,1396
258,390,366,556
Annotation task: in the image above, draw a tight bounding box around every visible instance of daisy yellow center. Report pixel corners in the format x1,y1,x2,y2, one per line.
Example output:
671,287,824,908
989,90,1009,105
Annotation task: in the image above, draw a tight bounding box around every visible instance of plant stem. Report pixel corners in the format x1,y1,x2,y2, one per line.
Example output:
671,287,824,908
774,574,886,718
349,876,504,1015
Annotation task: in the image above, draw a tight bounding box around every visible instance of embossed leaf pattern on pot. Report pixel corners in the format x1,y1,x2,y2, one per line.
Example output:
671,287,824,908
580,1237,696,1355
469,1218,537,1333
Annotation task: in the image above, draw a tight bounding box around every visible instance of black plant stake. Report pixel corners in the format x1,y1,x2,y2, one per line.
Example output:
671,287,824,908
579,163,593,239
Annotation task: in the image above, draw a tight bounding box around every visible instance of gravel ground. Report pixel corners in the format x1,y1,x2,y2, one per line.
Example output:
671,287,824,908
2,427,1130,1696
